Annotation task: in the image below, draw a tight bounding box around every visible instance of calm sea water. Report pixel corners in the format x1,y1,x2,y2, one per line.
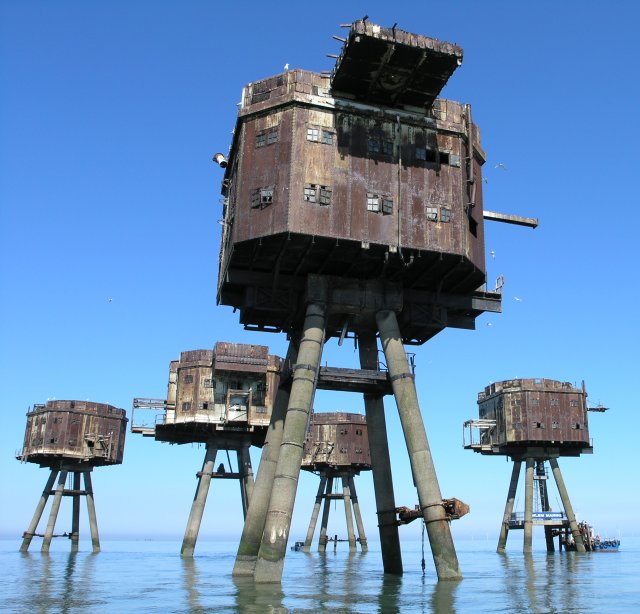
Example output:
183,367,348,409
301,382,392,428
2,537,638,613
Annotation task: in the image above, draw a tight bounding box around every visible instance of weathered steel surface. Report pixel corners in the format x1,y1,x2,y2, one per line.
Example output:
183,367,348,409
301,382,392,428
473,379,592,455
217,20,494,344
18,400,127,468
137,343,282,446
302,412,372,470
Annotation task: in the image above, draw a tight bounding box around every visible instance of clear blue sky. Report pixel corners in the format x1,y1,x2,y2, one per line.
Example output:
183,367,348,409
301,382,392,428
1,1,638,550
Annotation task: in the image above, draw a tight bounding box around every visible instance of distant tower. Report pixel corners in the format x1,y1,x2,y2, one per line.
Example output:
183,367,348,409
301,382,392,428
301,412,371,552
132,342,281,556
17,400,127,552
464,379,606,553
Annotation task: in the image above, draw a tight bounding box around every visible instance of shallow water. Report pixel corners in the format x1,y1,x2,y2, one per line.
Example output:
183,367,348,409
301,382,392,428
1,538,638,613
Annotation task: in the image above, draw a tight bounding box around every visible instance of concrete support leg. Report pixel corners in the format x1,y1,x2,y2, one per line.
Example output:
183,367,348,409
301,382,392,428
238,446,255,519
549,458,586,552
497,460,521,553
523,458,534,553
20,469,59,552
70,472,81,553
376,310,461,581
341,474,357,552
181,443,218,557
254,302,326,583
233,341,297,577
318,477,333,553
83,471,100,553
348,475,368,552
42,470,68,553
358,329,402,573
536,461,555,552
303,475,327,552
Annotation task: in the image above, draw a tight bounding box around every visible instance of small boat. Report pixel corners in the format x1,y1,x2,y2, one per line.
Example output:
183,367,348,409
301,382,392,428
290,541,305,551
593,537,620,552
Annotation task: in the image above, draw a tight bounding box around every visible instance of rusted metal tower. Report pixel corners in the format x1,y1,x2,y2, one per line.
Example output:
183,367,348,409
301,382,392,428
463,378,607,553
217,19,536,583
17,400,127,552
131,342,281,556
300,412,371,552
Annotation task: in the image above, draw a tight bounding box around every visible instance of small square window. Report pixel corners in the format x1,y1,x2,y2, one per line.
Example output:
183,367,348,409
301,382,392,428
382,141,394,155
439,151,450,165
318,186,332,205
416,147,427,161
382,197,393,215
199,402,209,410
570,400,579,407
321,130,334,145
256,406,267,414
368,139,380,154
552,421,560,429
251,189,261,209
267,127,278,144
181,402,191,412
304,184,317,202
260,188,274,206
367,193,380,212
307,128,319,142
203,378,214,388
426,207,438,222
550,399,559,406
183,375,193,384
255,132,266,148
440,208,452,223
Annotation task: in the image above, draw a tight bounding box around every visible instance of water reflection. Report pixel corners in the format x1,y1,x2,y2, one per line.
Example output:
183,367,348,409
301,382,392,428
16,550,98,614
182,556,204,612
232,576,287,613
499,550,585,613
429,578,458,614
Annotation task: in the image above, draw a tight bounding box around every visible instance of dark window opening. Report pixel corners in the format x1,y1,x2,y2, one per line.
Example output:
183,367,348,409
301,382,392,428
321,130,334,145
340,447,348,453
182,402,192,412
382,140,394,155
183,375,193,384
304,184,317,202
439,151,450,165
367,138,380,154
534,422,544,428
201,402,209,410
266,127,278,145
440,207,452,223
382,197,393,215
355,429,362,436
203,378,213,388
252,187,275,209
340,428,348,435
318,186,332,206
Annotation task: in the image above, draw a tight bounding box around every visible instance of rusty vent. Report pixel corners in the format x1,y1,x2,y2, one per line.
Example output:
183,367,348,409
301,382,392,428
330,20,463,109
